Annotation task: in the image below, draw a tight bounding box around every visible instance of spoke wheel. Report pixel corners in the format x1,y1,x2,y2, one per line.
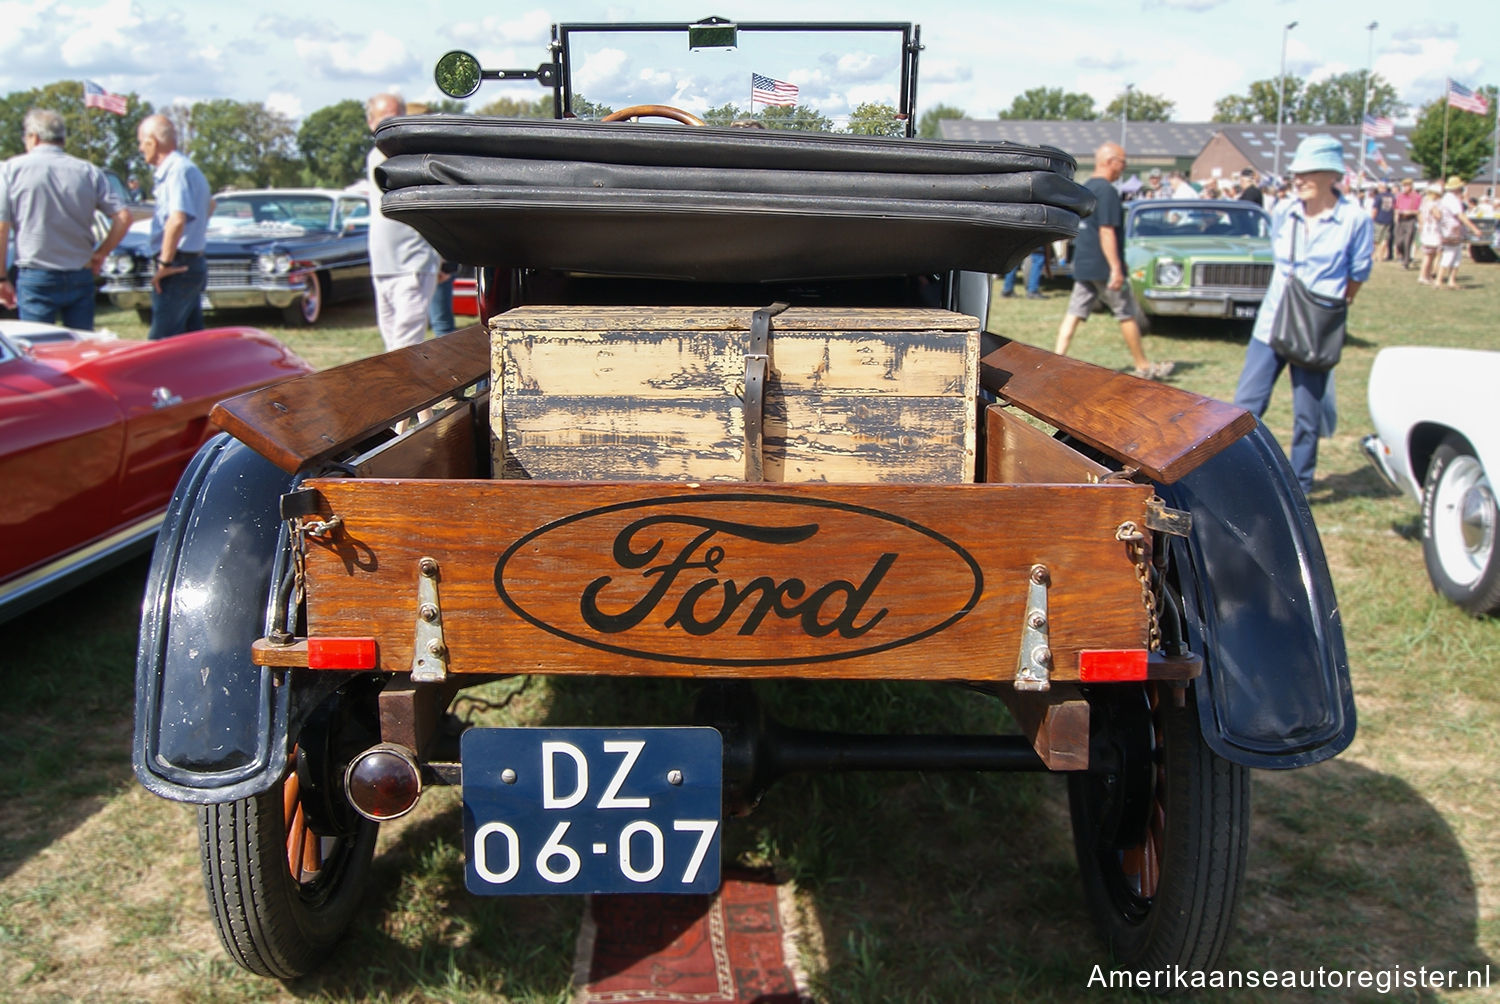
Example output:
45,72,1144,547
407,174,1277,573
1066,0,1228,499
199,685,377,978
1422,436,1500,614
1068,684,1249,971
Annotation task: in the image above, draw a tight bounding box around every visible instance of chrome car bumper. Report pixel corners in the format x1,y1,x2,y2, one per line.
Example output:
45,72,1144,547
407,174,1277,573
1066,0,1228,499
1361,434,1402,492
104,275,309,311
1140,288,1263,319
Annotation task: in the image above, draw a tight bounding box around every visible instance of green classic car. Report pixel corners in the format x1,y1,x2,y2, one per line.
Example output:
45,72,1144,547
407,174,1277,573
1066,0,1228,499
1125,199,1272,321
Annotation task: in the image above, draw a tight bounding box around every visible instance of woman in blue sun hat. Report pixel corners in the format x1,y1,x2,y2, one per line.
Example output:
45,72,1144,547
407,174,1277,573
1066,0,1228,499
1233,134,1373,496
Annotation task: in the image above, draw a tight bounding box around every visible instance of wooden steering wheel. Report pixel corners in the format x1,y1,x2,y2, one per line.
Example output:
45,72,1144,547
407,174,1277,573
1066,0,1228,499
599,104,706,126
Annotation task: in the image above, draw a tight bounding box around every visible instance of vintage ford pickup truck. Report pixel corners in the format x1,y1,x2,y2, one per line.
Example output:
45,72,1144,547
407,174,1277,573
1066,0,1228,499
133,18,1353,986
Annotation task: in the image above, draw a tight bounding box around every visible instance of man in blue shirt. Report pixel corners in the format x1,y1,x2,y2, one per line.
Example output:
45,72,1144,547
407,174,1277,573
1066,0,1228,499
136,114,211,339
1054,142,1172,380
1234,134,1373,495
0,108,132,328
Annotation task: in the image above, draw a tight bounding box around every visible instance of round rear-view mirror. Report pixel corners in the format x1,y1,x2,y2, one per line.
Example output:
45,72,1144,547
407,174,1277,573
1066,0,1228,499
435,51,482,99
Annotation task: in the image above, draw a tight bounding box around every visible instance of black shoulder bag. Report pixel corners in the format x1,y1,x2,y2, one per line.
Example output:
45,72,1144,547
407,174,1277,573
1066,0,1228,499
1267,216,1347,371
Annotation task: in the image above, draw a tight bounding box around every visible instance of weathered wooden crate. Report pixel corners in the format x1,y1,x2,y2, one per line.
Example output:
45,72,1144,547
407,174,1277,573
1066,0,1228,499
490,305,979,483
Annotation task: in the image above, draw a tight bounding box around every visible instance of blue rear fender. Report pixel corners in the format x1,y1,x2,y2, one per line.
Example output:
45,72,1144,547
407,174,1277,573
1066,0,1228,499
1158,422,1356,769
133,433,292,803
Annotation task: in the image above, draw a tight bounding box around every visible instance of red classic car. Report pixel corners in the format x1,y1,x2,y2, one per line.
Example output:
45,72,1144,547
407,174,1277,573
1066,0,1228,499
0,322,313,620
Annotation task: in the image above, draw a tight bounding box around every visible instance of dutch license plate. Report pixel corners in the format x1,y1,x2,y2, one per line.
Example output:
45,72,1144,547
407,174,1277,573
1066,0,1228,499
462,727,722,895
1232,303,1258,319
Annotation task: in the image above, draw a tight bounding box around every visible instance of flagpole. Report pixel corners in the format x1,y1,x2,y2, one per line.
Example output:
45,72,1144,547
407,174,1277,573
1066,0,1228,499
1492,92,1498,197
1442,80,1451,180
1359,21,1377,182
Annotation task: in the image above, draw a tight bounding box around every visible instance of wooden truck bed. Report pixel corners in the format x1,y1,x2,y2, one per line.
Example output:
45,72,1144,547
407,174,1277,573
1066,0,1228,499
220,311,1253,691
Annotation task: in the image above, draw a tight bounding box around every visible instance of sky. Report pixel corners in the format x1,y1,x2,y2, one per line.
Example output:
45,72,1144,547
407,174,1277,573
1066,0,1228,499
0,0,1494,128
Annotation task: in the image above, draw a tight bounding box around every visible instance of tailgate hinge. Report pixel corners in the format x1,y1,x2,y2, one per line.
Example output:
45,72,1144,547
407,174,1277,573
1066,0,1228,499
1013,564,1052,692
410,556,449,683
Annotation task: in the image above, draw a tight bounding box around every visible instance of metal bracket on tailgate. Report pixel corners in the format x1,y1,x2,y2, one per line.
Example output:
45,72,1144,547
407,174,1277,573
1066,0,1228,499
1014,564,1052,692
411,556,449,683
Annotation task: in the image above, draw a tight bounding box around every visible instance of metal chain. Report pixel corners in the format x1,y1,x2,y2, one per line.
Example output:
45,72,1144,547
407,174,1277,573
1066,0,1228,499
289,515,342,609
1116,521,1162,651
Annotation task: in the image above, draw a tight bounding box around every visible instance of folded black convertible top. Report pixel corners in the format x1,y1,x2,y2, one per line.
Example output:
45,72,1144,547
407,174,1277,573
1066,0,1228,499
373,116,1093,281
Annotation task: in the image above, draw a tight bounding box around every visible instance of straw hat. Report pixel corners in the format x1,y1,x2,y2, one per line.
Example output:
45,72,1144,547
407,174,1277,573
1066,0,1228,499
1445,175,1466,190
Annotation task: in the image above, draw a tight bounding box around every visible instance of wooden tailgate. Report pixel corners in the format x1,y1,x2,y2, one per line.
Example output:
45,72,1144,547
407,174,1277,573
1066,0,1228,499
296,479,1155,683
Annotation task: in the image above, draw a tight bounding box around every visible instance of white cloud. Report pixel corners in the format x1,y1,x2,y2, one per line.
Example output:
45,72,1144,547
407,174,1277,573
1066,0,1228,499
266,91,303,120
292,29,418,80
574,47,628,94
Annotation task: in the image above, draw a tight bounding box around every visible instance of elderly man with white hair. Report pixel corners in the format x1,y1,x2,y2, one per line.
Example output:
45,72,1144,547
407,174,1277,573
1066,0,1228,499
0,108,132,328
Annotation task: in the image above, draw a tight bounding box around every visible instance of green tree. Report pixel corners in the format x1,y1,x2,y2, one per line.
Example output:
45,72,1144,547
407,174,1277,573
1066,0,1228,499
298,100,369,188
0,81,152,178
999,87,1096,121
846,102,903,137
1301,71,1404,124
189,99,300,192
1213,77,1303,123
757,104,834,132
917,102,966,138
1104,90,1174,122
1409,89,1499,180
474,94,556,118
702,102,748,126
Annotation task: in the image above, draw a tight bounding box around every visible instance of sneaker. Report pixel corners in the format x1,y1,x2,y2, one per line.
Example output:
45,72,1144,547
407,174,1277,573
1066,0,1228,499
1132,361,1175,380
999,290,1014,298
1026,291,1044,299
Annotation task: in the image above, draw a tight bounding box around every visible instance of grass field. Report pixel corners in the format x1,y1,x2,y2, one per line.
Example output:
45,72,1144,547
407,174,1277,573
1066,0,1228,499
2,262,1498,1003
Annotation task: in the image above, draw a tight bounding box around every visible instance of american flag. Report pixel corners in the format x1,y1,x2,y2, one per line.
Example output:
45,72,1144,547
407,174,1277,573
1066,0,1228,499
1361,114,1394,138
83,80,127,115
751,73,798,108
1447,79,1489,116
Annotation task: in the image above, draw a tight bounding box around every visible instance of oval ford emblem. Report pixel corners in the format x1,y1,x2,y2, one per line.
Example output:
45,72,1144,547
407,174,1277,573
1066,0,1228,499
495,494,982,667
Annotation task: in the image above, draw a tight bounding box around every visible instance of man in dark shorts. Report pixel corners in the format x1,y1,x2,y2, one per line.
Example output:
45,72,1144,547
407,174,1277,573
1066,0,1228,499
1054,141,1172,379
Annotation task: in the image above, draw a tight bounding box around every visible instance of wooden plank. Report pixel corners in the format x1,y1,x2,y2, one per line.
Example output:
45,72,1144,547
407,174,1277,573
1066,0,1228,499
498,304,976,332
211,324,490,474
979,336,1255,484
492,307,979,484
998,684,1091,771
299,479,1152,682
351,392,488,480
984,406,1111,485
500,394,969,482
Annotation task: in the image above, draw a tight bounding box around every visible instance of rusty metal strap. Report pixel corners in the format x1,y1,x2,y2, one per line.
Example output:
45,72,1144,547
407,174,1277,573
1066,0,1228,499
743,302,788,481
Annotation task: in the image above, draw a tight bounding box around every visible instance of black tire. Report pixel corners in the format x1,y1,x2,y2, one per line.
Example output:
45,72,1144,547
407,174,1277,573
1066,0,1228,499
282,271,324,326
1068,684,1249,973
1421,436,1500,615
199,686,378,978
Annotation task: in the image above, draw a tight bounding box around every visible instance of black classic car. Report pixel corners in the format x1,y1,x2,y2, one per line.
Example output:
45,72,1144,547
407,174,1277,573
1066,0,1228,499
101,188,372,326
134,16,1353,991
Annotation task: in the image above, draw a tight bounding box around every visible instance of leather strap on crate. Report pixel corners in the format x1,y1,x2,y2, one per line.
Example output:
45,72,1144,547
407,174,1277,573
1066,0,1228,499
743,302,788,481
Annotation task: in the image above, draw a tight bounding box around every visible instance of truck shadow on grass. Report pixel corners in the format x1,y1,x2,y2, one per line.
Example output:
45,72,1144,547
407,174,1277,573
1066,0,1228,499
292,677,1493,1003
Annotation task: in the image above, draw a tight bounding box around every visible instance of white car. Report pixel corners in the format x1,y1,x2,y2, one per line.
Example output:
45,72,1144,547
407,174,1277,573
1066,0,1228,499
0,319,119,347
1364,346,1500,615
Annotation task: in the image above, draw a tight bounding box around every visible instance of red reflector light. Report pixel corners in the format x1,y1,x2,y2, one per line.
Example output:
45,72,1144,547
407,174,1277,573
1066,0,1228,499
345,744,423,820
1079,649,1149,682
307,637,377,669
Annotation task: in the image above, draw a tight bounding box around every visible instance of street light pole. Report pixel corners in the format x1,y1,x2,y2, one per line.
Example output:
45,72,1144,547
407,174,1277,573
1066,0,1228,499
1274,20,1298,182
1121,82,1133,149
1358,21,1378,183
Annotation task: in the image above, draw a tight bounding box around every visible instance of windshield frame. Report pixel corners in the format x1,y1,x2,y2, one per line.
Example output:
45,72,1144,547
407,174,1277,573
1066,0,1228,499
549,20,921,137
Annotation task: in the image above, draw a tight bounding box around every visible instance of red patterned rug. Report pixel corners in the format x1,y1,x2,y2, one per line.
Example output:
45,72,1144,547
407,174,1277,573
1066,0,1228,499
573,869,815,1003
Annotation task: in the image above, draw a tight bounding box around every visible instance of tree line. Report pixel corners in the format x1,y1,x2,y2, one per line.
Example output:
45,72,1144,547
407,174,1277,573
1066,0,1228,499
2,74,1493,192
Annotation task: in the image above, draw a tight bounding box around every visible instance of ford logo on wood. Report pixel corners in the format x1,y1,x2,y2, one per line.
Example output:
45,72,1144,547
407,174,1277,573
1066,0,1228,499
494,495,983,667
